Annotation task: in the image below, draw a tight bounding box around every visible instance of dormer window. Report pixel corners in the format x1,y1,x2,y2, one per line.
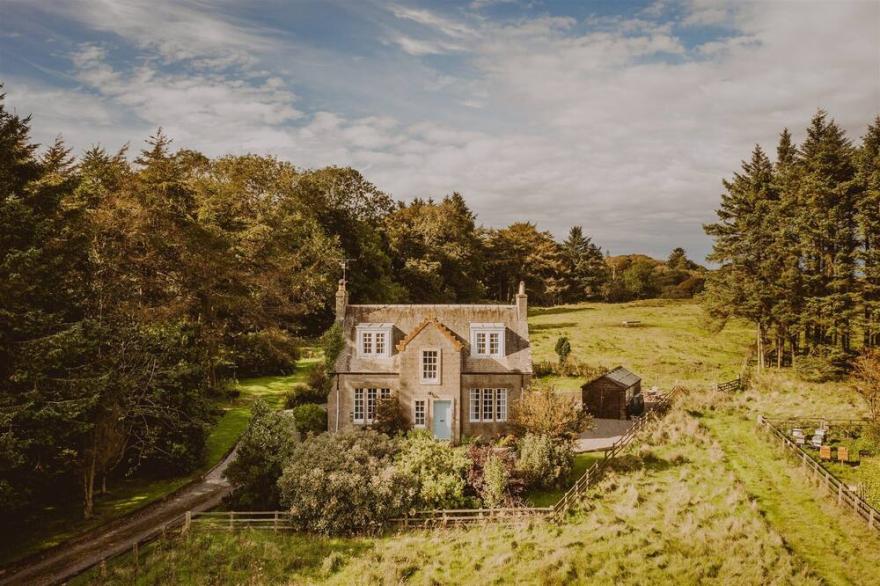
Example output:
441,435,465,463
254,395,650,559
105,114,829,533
470,323,505,358
357,323,393,358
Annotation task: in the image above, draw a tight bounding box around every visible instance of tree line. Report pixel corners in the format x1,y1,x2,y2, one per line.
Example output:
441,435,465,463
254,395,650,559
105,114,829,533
704,111,880,371
0,87,699,520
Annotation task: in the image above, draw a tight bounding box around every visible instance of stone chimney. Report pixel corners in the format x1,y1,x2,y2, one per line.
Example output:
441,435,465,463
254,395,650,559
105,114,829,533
516,280,527,318
335,279,349,322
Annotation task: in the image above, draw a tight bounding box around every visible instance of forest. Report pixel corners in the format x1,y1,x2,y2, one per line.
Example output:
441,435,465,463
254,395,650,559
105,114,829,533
705,111,880,374
0,88,701,523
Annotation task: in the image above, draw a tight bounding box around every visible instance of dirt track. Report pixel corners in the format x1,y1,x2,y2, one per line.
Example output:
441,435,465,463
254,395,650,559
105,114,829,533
0,450,235,586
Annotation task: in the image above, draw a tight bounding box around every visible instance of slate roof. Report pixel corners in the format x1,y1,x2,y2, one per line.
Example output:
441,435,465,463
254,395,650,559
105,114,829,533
583,366,641,389
334,303,531,374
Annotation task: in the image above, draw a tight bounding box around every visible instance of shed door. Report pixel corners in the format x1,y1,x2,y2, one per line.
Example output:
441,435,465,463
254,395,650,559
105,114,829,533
432,400,452,440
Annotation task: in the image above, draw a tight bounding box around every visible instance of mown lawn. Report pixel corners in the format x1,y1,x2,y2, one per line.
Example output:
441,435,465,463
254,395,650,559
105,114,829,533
529,299,753,392
0,358,318,567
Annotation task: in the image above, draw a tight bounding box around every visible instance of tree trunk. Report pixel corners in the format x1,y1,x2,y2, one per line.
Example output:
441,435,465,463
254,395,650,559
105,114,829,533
83,451,96,519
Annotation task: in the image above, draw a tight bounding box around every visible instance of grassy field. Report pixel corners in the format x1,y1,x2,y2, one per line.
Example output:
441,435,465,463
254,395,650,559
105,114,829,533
0,358,317,567
530,299,753,391
76,300,880,584
83,398,877,585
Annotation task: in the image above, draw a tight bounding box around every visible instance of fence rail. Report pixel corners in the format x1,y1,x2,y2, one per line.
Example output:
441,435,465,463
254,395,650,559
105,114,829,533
714,378,742,393
552,386,682,517
757,414,879,533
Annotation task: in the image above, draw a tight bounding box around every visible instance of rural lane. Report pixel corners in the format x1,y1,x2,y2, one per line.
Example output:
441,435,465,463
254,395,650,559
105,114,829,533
0,449,236,586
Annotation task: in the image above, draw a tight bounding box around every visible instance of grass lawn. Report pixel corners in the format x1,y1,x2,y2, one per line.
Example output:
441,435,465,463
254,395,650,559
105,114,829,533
529,299,753,392
524,452,606,507
0,357,318,567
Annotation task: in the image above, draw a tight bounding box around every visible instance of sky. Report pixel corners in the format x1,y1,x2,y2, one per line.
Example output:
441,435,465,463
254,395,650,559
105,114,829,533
1,0,879,262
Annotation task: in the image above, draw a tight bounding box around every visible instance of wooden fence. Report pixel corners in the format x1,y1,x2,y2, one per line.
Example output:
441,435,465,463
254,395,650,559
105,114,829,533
714,378,742,393
552,385,682,518
757,414,879,533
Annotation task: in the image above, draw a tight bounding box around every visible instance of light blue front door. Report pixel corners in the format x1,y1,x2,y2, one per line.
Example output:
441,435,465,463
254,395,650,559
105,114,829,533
432,400,452,440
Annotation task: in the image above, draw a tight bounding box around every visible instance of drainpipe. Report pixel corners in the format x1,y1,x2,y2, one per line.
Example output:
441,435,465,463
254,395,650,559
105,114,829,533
335,374,340,433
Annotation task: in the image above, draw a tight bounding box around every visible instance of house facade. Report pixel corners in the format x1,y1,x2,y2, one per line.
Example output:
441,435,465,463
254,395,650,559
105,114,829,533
327,280,533,442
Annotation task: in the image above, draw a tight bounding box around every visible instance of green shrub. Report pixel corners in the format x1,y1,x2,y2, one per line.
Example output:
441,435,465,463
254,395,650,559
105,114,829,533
395,430,471,509
232,328,299,377
321,322,344,371
466,444,522,506
511,383,591,440
516,433,574,489
291,404,327,435
371,396,409,436
224,400,299,509
533,360,554,377
482,453,510,508
308,363,330,395
285,383,326,409
278,430,415,535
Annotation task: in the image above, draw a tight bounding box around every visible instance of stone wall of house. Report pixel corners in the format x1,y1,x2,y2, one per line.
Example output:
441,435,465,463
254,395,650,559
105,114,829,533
328,373,399,433
460,373,529,439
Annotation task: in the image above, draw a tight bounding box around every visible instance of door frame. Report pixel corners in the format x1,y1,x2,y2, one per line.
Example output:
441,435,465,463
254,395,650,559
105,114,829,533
432,399,452,440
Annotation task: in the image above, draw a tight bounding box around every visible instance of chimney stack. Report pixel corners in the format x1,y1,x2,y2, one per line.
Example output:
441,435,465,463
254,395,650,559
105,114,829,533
516,281,527,318
335,279,348,322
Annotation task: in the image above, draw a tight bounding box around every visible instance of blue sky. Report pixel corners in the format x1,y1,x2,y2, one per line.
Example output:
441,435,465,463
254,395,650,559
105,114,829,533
2,0,879,261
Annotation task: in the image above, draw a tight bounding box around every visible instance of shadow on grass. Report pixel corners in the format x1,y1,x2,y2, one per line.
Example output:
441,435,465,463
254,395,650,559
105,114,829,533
606,451,690,475
530,322,578,332
530,306,593,317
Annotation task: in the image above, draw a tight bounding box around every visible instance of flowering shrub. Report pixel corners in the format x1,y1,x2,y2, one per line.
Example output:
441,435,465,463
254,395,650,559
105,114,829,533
278,430,415,535
511,384,591,440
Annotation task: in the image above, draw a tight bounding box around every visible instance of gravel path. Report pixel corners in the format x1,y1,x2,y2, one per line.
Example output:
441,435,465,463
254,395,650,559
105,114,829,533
574,418,635,452
0,449,236,586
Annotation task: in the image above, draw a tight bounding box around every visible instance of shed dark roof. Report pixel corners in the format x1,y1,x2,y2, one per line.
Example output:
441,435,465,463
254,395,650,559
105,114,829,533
583,366,641,389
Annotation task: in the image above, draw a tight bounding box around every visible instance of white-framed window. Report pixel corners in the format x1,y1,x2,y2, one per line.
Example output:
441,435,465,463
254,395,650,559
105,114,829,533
482,390,494,421
469,388,480,422
414,400,426,427
469,388,508,422
357,324,393,358
421,349,439,384
353,387,390,424
495,388,507,422
354,388,364,423
469,324,505,358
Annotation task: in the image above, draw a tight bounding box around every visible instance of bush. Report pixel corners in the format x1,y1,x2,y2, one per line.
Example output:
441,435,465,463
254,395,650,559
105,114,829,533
516,433,574,489
285,383,327,409
291,404,327,436
308,363,330,395
277,430,415,535
482,453,510,508
371,396,409,436
533,360,554,377
511,384,591,440
224,400,299,509
466,444,523,507
232,328,299,377
395,430,471,508
321,322,344,371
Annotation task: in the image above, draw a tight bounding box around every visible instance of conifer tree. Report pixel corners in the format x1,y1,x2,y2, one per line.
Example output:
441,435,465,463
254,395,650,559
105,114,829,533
560,226,607,301
856,117,880,347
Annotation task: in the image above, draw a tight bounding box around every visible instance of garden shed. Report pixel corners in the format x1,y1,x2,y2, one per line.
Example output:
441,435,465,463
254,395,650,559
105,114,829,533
581,366,643,419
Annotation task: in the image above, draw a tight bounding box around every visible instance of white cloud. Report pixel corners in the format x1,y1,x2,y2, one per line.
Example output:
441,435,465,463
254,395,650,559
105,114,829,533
6,0,880,262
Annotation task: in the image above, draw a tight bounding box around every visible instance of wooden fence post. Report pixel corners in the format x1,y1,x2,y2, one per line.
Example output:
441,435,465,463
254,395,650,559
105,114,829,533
274,511,279,532
870,508,875,529
183,510,191,534
133,541,139,571
229,511,234,530
838,484,843,505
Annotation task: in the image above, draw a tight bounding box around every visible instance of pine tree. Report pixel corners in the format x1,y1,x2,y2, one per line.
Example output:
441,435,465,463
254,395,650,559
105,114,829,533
857,117,880,347
797,111,858,353
704,145,779,366
560,226,607,301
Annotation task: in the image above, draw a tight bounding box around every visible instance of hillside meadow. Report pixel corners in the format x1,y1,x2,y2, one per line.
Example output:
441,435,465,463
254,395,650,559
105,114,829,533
76,300,880,585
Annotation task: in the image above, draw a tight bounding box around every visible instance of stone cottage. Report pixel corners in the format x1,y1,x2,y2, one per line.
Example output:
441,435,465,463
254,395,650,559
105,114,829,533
327,280,533,442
